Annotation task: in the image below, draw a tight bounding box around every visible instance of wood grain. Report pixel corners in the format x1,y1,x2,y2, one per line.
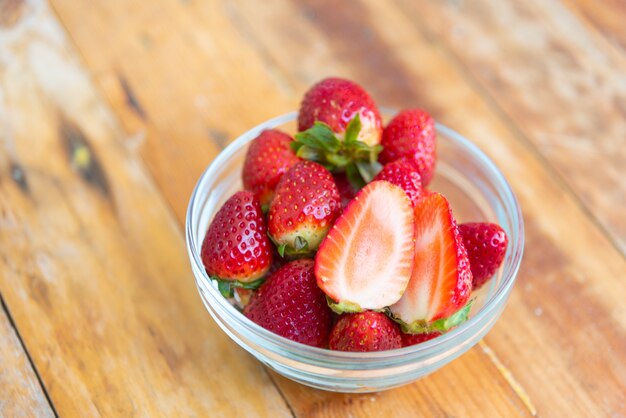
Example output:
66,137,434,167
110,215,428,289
47,0,626,417
53,0,295,223
219,2,626,416
46,0,538,416
397,0,626,253
0,1,292,416
565,0,626,53
0,306,54,417
269,344,536,418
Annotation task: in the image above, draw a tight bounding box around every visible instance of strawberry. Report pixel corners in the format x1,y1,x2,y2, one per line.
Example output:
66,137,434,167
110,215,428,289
379,109,437,186
389,193,473,334
244,259,334,347
315,180,415,312
401,332,440,347
459,222,508,289
333,172,358,209
293,79,384,189
374,158,423,206
329,311,402,352
201,191,273,296
242,129,300,208
298,77,382,146
268,161,341,256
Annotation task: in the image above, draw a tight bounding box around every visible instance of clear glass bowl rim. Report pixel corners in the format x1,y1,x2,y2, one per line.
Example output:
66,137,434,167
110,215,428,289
186,110,524,370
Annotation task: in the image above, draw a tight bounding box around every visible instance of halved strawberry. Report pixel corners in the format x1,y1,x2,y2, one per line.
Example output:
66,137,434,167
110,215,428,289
242,129,300,208
389,193,473,334
268,161,342,256
315,180,415,312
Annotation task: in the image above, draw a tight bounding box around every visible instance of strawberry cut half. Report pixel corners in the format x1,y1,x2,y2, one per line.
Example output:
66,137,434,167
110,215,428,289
315,180,415,312
389,192,473,334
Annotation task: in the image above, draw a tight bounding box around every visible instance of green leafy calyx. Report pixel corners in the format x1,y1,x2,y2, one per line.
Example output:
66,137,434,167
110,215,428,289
326,296,364,314
214,277,266,298
292,115,383,189
389,299,475,334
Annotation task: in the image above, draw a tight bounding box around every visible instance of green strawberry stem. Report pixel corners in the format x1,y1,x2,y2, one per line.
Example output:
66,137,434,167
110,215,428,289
326,296,364,314
214,277,266,298
292,114,383,190
388,299,475,334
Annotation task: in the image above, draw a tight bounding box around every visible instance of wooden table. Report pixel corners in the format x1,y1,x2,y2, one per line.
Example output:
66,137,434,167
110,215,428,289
1,0,624,416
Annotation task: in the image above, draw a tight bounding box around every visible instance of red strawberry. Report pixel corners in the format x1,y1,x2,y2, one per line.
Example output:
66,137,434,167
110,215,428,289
298,77,382,146
389,193,473,334
401,332,440,347
459,222,508,289
374,158,423,206
268,161,341,256
333,172,358,209
201,191,272,286
244,259,334,347
242,129,300,208
329,311,402,352
379,109,437,186
315,181,415,312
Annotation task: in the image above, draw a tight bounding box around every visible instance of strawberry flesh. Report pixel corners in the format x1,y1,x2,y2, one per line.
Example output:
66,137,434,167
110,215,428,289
379,109,437,186
315,180,415,312
244,259,334,347
242,129,300,208
389,193,472,333
374,158,423,206
298,77,382,146
459,222,508,289
268,161,341,255
329,311,402,352
201,191,272,282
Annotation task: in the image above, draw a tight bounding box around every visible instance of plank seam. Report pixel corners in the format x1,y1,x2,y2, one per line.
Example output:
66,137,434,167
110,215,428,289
479,341,537,416
266,371,298,418
0,295,59,418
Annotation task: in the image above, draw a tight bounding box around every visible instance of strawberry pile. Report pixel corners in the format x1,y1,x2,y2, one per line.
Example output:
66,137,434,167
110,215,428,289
201,77,508,352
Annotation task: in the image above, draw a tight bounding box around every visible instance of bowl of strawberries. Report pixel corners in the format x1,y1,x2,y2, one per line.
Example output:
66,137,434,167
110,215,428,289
186,78,524,392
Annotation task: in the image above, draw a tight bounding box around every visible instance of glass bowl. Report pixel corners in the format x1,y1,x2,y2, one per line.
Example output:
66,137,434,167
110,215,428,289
186,111,524,393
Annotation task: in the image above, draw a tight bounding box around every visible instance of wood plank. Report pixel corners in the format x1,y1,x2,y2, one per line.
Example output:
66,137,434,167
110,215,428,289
396,0,626,254
52,0,296,223
269,344,536,418
45,1,537,417
0,305,54,417
0,1,292,416
48,0,626,416
214,2,626,416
